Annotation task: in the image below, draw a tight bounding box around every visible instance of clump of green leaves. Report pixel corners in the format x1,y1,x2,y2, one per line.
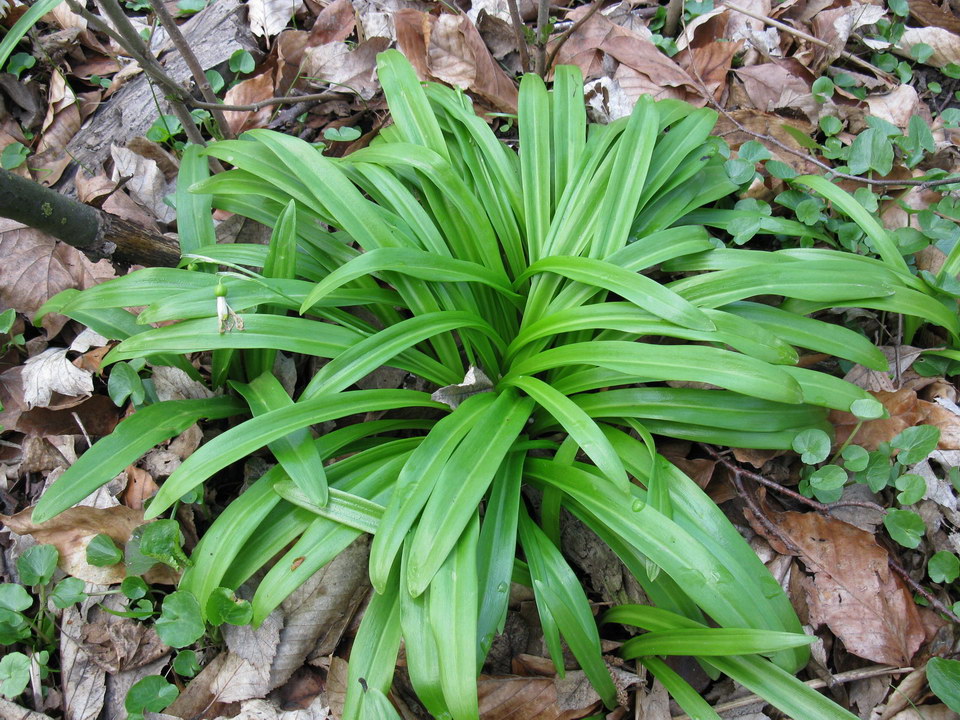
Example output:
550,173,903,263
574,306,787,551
34,51,960,719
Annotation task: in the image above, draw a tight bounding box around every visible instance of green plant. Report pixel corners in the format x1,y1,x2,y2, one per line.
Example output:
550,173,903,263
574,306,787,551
33,51,960,718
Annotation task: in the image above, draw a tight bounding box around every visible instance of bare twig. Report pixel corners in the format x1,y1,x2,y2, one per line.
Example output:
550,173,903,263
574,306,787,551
147,0,233,139
888,558,960,624
67,0,206,147
671,665,913,720
705,445,888,515
542,0,604,77
664,0,683,38
190,90,343,112
506,0,531,74
723,1,895,82
534,0,551,76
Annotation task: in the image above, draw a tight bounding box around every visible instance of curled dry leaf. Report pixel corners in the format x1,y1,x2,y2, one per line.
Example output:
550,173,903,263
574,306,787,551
223,71,277,134
864,84,923,131
80,601,169,673
248,0,304,38
0,219,115,337
810,3,885,72
735,60,817,120
772,511,924,666
300,38,390,101
0,505,179,585
110,145,176,224
21,348,94,410
896,26,960,67
830,387,924,449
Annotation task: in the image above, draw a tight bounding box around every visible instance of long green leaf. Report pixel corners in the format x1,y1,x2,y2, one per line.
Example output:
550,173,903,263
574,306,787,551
33,397,244,523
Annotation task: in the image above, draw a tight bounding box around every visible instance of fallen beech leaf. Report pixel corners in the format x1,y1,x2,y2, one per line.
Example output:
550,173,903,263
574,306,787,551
22,348,93,409
919,400,960,449
843,346,922,393
0,219,115,337
773,511,924,666
0,505,179,585
121,466,159,510
735,60,817,120
301,38,390,101
80,608,168,673
896,26,960,67
248,0,304,38
61,605,107,720
223,71,277,135
478,672,606,720
110,146,176,224
811,3,885,72
676,38,743,100
830,388,923,450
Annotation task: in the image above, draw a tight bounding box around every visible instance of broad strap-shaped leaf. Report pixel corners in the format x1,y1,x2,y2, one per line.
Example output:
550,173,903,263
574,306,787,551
233,372,329,506
176,144,216,256
503,375,628,492
519,72,551,262
621,628,814,657
145,390,445,519
33,397,245,523
368,393,495,593
377,50,449,161
300,247,518,314
406,390,535,596
516,256,716,331
507,341,804,404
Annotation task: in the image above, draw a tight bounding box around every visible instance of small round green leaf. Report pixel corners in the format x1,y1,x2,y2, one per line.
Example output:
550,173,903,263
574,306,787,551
17,544,59,586
792,428,831,464
206,587,253,626
52,577,87,608
228,49,255,74
819,115,842,136
808,464,847,503
0,652,30,698
107,362,146,407
86,534,123,567
894,473,926,505
927,658,960,712
851,397,885,419
841,444,869,471
323,126,362,142
155,590,205,648
121,576,149,600
891,425,940,465
173,649,201,678
125,675,179,714
139,519,189,570
883,509,925,548
929,551,960,584
0,584,32,613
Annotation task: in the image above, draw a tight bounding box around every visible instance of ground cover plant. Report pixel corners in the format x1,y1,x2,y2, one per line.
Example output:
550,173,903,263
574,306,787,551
28,51,960,718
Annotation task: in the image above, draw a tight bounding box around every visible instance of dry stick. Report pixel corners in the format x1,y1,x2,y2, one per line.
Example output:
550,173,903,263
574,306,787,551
191,90,344,112
91,0,208,148
723,0,894,82
888,558,960,624
533,0,552,77
704,445,888,515
663,0,684,39
147,0,233,139
671,665,914,720
542,0,605,77
506,0,531,74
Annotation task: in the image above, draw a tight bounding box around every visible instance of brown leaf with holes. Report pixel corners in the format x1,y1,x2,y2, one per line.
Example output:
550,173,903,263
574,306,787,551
772,511,924,666
0,220,116,337
0,505,179,585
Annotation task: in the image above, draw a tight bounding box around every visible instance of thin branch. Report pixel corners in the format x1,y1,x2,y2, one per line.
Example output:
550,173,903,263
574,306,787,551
534,0,551,77
664,0,683,38
68,0,206,147
671,665,913,720
190,90,343,112
506,0,531,74
147,0,233,139
705,445,888,515
723,1,895,82
543,0,604,77
888,558,960,624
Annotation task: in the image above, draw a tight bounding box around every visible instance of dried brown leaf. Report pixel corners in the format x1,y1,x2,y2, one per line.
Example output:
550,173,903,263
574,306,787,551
810,3,886,72
22,348,93,409
301,38,390,100
223,71,277,134
248,0,304,38
0,220,115,337
865,84,923,130
0,505,179,585
60,605,106,720
110,145,176,224
774,511,924,665
307,0,355,44
735,60,816,118
80,608,168,673
896,25,960,67
830,388,924,450
676,38,743,100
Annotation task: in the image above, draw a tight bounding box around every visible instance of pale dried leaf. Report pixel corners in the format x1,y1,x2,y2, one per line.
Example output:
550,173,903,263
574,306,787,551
843,346,921,393
775,511,925,666
735,62,815,116
80,602,168,673
248,0,303,37
432,366,494,409
0,698,55,720
69,328,109,354
864,85,922,130
276,537,370,683
0,505,179,584
584,76,636,122
811,3,886,72
212,611,284,701
301,38,389,100
61,605,106,720
22,348,93,409
101,655,169,720
110,145,176,224
896,26,960,67
152,365,214,401
889,707,958,720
